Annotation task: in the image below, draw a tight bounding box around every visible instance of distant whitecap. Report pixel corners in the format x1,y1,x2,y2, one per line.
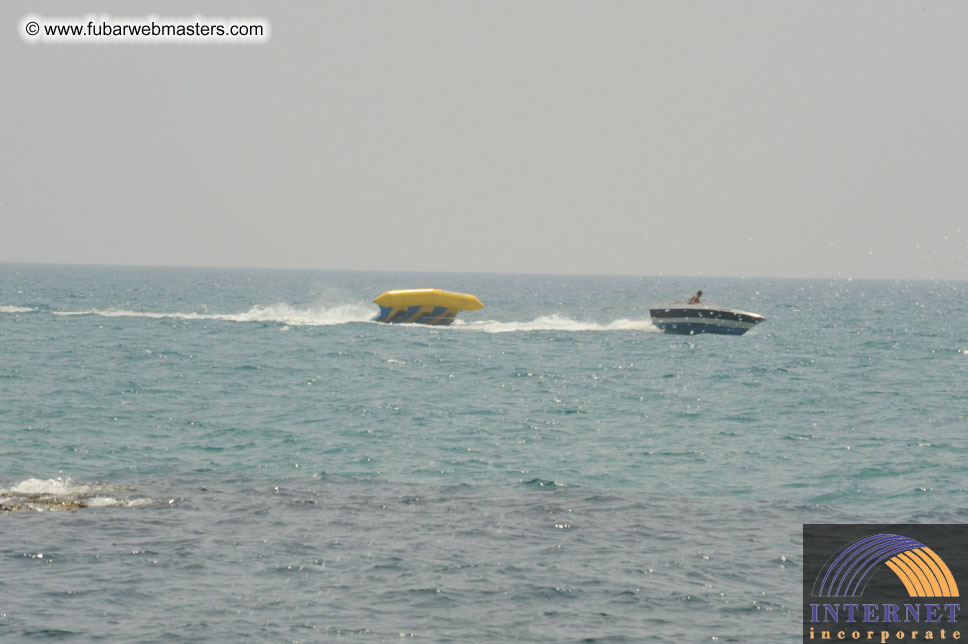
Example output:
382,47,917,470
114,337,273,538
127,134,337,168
0,477,155,513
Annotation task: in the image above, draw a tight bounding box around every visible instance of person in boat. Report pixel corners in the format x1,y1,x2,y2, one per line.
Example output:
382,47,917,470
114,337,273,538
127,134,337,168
688,290,702,304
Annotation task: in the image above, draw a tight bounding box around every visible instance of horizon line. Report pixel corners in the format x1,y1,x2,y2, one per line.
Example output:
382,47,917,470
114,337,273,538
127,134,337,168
0,260,964,283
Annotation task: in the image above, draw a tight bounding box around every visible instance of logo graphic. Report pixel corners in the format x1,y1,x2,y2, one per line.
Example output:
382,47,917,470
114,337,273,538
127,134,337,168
814,533,960,599
803,525,966,643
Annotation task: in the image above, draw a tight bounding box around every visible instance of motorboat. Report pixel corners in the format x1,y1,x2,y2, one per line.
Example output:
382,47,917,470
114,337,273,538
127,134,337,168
649,304,765,336
373,289,483,325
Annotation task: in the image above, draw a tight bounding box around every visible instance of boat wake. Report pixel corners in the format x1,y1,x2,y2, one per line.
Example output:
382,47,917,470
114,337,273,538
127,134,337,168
455,315,661,334
2,303,377,327
2,305,661,332
0,477,156,513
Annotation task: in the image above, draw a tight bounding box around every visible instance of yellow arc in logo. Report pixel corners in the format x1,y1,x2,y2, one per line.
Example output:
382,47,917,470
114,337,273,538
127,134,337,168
884,547,960,598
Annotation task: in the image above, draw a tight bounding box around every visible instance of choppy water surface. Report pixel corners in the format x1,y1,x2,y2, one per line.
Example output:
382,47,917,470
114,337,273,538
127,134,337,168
1,265,966,642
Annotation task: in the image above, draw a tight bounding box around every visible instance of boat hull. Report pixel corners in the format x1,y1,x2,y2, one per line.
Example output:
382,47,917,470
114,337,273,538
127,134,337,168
649,305,765,336
373,289,483,325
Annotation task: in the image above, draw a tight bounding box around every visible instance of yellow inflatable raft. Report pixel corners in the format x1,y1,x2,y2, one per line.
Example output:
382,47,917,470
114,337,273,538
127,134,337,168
373,289,484,325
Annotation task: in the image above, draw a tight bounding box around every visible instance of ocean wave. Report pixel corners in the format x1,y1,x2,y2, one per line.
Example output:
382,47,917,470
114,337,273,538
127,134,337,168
0,305,37,314
521,478,567,489
455,315,660,334
0,477,155,513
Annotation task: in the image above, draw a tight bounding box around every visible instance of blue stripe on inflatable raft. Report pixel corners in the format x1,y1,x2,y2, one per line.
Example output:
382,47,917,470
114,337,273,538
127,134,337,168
374,305,461,325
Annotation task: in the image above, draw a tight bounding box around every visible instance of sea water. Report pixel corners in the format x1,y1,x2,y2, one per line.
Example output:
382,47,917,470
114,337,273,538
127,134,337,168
1,264,965,643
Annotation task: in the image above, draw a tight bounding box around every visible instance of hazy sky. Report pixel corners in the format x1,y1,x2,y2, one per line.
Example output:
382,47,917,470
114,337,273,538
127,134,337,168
3,2,966,279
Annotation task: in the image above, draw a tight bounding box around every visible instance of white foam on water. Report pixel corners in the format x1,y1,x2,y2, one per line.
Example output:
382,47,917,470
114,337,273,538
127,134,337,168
456,315,661,334
47,303,377,326
220,303,375,326
11,303,662,333
0,305,37,313
0,477,153,512
9,476,94,495
84,496,122,508
122,498,156,507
